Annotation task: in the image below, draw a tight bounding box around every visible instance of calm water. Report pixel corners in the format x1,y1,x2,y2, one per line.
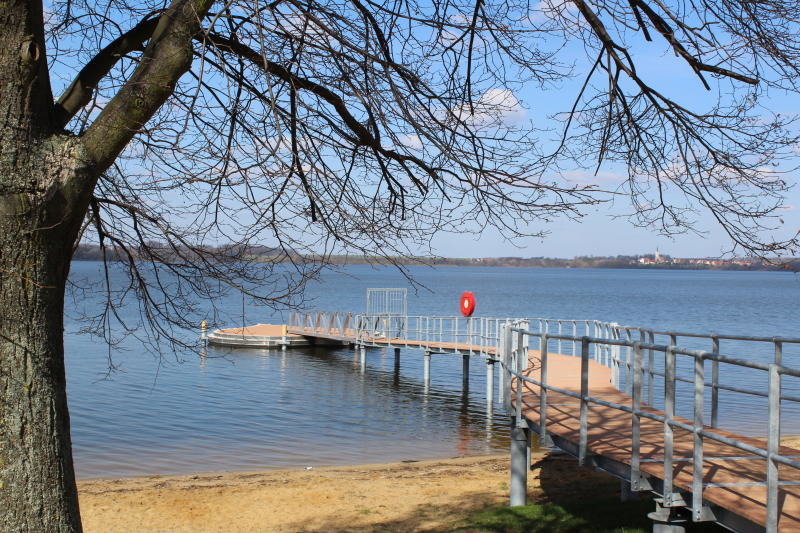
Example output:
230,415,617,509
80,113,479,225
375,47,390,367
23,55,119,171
65,263,800,479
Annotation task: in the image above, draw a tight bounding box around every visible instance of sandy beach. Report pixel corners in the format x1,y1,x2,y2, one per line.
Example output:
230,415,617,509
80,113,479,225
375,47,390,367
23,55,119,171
78,451,595,533
78,437,800,532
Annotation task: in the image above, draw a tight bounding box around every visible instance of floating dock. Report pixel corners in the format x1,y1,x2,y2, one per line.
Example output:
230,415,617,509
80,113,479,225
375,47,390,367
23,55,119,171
206,324,310,348
206,323,349,348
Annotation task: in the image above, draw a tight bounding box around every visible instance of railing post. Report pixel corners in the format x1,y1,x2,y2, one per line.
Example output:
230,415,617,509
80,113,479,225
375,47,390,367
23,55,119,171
572,321,577,356
625,328,633,395
579,336,590,466
611,325,619,388
766,362,781,531
509,416,530,506
663,343,677,506
711,336,720,428
495,322,508,409
631,341,643,490
648,331,655,407
539,333,553,447
692,353,705,522
557,321,563,355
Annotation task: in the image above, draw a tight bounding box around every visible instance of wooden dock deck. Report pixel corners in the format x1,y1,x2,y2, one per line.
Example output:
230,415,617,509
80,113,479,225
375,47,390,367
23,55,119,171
519,351,800,532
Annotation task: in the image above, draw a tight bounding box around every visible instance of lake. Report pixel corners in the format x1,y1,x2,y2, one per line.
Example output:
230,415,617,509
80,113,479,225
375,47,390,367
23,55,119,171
64,263,800,478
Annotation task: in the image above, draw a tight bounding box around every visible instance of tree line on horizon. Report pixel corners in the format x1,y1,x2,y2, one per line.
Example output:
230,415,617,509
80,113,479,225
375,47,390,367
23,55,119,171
71,244,799,271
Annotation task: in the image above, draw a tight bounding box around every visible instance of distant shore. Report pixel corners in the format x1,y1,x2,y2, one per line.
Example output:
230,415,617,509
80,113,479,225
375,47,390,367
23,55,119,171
71,244,799,272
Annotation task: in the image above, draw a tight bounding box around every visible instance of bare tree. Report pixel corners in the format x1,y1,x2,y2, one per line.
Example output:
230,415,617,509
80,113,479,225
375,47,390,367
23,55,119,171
1,0,798,530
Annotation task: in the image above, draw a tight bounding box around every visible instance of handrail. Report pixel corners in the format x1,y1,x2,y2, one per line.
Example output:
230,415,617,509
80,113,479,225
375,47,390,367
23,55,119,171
499,321,800,531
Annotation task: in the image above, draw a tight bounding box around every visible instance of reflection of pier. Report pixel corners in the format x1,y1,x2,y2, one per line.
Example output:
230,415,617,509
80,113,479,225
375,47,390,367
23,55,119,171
203,340,503,450
278,311,800,532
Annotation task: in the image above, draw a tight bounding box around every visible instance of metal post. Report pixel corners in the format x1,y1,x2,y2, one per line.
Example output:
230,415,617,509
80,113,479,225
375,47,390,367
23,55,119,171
663,344,676,506
200,320,208,346
692,354,705,522
572,321,577,356
579,337,590,466
766,362,781,531
462,353,470,391
360,345,366,372
423,351,431,389
498,325,506,406
539,334,552,447
557,321,562,355
486,360,494,409
394,347,400,373
509,418,530,506
711,336,720,428
625,328,633,395
631,341,643,490
648,331,655,407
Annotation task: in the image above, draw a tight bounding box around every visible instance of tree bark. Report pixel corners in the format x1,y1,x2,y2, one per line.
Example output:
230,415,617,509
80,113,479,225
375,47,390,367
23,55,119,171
0,135,92,532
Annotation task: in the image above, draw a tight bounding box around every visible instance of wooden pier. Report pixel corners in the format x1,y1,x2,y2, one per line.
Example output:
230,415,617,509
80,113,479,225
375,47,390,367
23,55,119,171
210,316,800,532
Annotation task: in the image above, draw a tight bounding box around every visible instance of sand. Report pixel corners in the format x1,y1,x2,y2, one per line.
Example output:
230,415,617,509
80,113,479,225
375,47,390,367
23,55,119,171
78,437,800,532
78,454,515,533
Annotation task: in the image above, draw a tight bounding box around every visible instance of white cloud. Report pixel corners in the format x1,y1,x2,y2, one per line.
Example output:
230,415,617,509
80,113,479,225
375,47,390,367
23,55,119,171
561,169,626,187
528,0,581,25
455,88,527,127
396,134,423,151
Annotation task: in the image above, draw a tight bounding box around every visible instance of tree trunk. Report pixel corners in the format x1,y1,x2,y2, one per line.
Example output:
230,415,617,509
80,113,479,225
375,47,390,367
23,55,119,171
0,136,91,532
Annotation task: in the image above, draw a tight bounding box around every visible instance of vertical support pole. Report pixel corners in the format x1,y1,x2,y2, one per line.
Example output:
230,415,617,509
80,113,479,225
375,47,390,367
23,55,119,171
486,360,494,409
360,345,366,372
692,353,705,522
423,351,431,389
631,341,643,490
611,329,619,388
557,321,563,355
394,347,401,373
572,321,577,356
509,418,530,507
625,328,633,395
711,336,720,428
766,361,781,531
648,331,655,407
499,324,507,406
462,353,470,391
539,334,553,447
200,320,208,346
579,337,590,466
468,317,473,355
663,343,676,506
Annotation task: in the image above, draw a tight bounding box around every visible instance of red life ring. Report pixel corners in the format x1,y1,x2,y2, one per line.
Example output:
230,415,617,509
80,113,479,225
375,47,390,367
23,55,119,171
460,291,476,317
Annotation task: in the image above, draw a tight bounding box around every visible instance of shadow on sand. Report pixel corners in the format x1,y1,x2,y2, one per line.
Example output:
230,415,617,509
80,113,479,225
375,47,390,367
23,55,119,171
277,446,727,532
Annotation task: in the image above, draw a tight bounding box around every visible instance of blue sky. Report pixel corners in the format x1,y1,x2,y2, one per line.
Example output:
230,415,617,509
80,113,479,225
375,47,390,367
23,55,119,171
426,17,800,259
48,1,800,260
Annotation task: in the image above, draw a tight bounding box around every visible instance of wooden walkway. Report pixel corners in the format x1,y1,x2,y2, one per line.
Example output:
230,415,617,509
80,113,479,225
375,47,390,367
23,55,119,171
288,325,799,531
519,351,800,532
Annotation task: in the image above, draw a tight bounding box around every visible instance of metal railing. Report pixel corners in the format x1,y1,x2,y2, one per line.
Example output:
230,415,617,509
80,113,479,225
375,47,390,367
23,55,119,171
499,320,800,531
289,311,615,359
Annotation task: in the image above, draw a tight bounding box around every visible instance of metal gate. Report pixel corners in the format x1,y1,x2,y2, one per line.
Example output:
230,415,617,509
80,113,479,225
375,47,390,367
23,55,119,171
365,288,407,337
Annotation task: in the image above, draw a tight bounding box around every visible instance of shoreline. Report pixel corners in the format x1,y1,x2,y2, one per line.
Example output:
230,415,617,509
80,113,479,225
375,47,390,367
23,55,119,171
79,437,800,532
78,454,516,533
